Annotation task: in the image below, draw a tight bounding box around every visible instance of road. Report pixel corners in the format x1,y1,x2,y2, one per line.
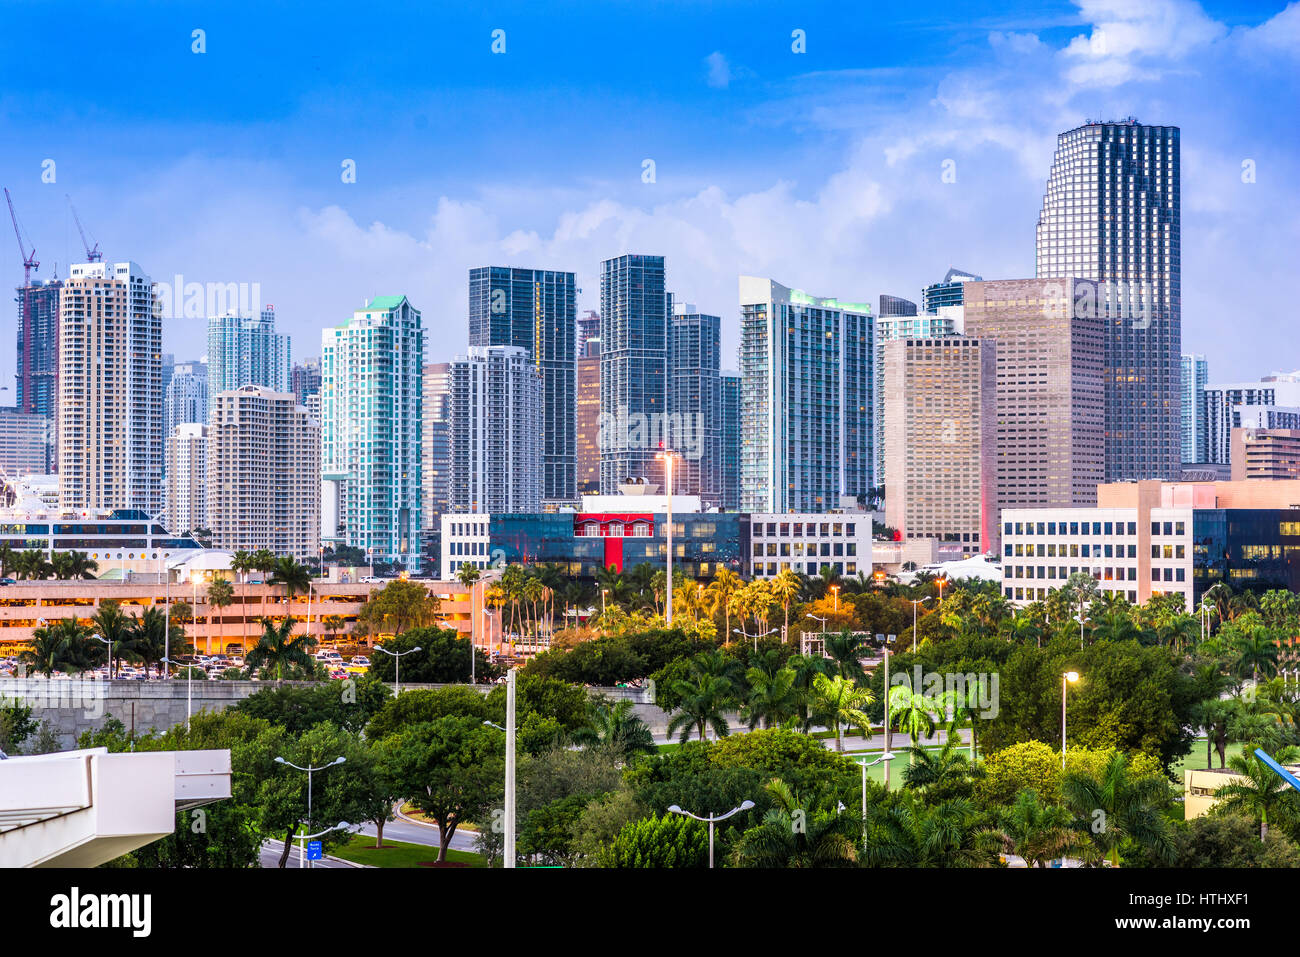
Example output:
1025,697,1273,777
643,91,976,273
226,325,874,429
258,805,478,868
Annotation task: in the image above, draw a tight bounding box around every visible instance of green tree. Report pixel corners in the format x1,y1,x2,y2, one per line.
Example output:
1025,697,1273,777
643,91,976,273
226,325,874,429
355,580,442,638
1060,750,1174,867
244,616,316,683
809,673,873,753
367,626,498,684
206,577,234,655
998,790,1081,868
21,618,100,675
1214,746,1300,841
732,777,860,868
572,699,656,759
233,674,391,734
596,813,708,868
741,666,801,731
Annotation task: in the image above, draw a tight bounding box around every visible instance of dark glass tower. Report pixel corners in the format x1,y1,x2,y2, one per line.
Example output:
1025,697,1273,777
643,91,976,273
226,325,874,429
468,266,577,504
668,305,722,506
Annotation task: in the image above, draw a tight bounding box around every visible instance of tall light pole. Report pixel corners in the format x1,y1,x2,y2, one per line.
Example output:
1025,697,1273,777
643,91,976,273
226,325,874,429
1061,671,1079,770
910,597,932,652
92,632,111,680
375,643,422,695
160,656,195,731
1075,612,1087,651
857,752,896,834
291,822,352,869
733,627,777,653
667,800,754,868
159,555,171,679
274,755,346,868
830,584,839,614
882,644,893,791
656,450,677,626
484,667,518,868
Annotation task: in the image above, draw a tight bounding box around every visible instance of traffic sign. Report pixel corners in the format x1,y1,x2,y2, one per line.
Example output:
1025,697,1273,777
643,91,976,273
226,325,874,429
307,841,323,861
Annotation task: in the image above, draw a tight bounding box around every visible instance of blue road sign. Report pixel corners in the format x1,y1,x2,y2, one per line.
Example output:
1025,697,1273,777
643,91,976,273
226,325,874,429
307,840,323,861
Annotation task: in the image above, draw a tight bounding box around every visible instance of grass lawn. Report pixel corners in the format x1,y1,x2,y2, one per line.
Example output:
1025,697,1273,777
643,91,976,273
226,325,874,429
332,834,486,869
1172,739,1244,775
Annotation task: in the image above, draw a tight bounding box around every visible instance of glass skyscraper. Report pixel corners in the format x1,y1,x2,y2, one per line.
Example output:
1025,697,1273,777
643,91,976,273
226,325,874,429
1037,119,1181,482
720,372,741,511
321,296,423,571
739,276,874,513
599,254,669,493
468,266,576,505
1181,353,1208,464
668,304,722,507
208,306,290,393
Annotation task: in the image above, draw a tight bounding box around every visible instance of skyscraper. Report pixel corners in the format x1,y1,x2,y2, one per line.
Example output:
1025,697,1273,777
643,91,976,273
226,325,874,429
290,358,322,405
1037,119,1181,482
15,277,62,421
0,408,53,475
1201,374,1300,465
576,338,601,495
922,268,982,314
321,296,423,570
165,422,208,536
209,386,319,561
165,360,209,437
576,310,601,358
1181,354,1208,464
57,261,162,514
739,276,874,513
449,346,542,513
600,254,670,493
883,337,997,557
668,304,722,506
720,372,741,511
878,294,918,317
468,266,576,506
963,278,1106,509
208,306,290,394
422,362,451,526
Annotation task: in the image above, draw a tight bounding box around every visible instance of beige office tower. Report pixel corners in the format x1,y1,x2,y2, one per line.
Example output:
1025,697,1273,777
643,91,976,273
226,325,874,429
963,278,1105,511
422,362,451,528
165,422,208,535
58,262,162,513
208,385,320,560
883,337,997,556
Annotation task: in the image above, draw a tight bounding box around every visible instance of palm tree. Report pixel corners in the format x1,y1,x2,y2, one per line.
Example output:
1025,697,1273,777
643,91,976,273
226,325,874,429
742,666,801,730
786,653,831,728
863,797,1002,868
1004,614,1044,648
1233,626,1280,683
322,614,346,645
809,673,874,752
901,738,979,801
771,569,801,638
1060,750,1174,867
1215,746,1300,841
251,548,277,622
1091,608,1142,643
998,790,1082,868
888,685,939,762
733,778,860,868
126,606,171,677
91,600,132,677
455,563,481,588
16,548,52,580
21,619,97,675
666,673,734,743
0,543,14,579
244,615,317,683
707,568,743,642
823,629,866,684
1155,612,1199,653
51,550,98,580
206,576,234,656
269,555,311,636
572,700,656,758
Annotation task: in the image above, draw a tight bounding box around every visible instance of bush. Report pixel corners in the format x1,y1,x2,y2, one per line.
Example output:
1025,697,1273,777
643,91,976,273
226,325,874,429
596,813,709,868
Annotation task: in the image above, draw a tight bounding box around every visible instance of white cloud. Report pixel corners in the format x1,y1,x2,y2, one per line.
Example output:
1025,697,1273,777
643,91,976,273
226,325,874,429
705,51,731,89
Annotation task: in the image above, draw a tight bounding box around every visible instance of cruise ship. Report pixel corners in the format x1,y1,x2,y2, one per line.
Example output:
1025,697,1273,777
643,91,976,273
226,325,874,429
0,475,205,577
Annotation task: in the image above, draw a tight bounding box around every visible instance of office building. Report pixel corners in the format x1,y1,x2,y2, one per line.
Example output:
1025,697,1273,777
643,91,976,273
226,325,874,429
1202,374,1300,466
422,362,452,529
922,268,982,314
963,278,1106,509
449,345,542,514
882,336,996,556
208,307,290,393
1231,429,1300,481
1037,119,1181,482
576,338,601,495
600,254,670,493
165,360,209,438
878,294,918,317
668,304,722,506
721,372,741,511
739,276,874,513
468,266,576,506
1182,354,1208,464
57,261,162,514
0,408,53,475
15,277,62,423
209,385,319,561
165,422,208,536
321,296,423,570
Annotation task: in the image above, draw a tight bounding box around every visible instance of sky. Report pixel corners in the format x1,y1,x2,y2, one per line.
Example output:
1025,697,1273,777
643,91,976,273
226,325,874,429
0,0,1297,394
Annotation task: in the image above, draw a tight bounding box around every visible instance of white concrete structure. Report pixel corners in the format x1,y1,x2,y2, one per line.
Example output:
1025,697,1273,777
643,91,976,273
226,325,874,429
747,513,873,579
0,747,231,868
165,422,208,536
449,345,541,514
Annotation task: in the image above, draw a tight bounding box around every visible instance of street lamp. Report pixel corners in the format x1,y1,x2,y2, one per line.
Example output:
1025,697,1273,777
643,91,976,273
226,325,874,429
666,800,755,868
160,656,197,732
1061,671,1079,770
374,643,422,695
291,822,353,869
856,752,897,829
274,755,346,868
806,613,828,655
482,668,518,868
158,555,172,679
732,627,777,653
91,632,111,680
936,578,947,603
830,584,840,614
656,449,678,627
1074,612,1087,650
910,597,932,653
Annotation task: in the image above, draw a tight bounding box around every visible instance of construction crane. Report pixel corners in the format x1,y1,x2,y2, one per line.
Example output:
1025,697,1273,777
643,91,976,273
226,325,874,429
4,187,39,285
66,194,102,262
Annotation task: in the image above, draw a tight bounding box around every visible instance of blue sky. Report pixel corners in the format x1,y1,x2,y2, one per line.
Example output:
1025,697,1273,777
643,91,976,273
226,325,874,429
1,0,1297,391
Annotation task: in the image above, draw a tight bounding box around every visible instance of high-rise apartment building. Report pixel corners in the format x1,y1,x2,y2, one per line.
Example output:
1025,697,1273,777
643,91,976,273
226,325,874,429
739,276,874,513
576,338,601,495
209,386,319,560
1231,429,1300,481
883,337,997,556
449,346,542,513
721,372,741,511
922,268,982,314
1037,119,1181,482
57,262,162,514
600,255,669,493
668,304,722,506
165,422,208,535
468,266,576,506
290,358,322,405
878,294,918,317
0,408,53,475
208,306,290,393
422,362,451,527
1181,354,1209,464
963,278,1106,509
1202,375,1300,465
15,277,62,421
321,296,423,570
165,360,209,437
576,310,601,358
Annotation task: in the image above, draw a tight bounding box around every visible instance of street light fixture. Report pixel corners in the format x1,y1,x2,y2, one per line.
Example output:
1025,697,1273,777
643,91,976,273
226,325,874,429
374,643,422,695
482,667,518,868
856,752,897,831
1061,671,1080,770
291,822,353,869
91,632,111,680
666,800,755,868
909,597,932,652
160,656,196,732
655,449,678,627
732,626,778,653
275,755,346,867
